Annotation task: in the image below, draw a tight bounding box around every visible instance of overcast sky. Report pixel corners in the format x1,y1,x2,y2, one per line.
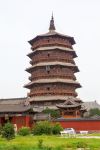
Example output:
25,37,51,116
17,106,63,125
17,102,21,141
0,0,100,103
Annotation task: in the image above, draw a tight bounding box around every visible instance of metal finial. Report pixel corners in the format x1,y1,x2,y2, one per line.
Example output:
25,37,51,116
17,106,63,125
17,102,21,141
49,13,55,31
52,12,53,20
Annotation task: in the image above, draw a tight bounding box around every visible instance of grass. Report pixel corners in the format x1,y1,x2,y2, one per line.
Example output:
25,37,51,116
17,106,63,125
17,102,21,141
0,135,100,150
87,133,100,136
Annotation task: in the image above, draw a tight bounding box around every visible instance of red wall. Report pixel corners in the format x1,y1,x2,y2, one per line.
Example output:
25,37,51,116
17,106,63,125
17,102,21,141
56,120,100,132
12,117,100,131
1,116,100,132
12,116,31,130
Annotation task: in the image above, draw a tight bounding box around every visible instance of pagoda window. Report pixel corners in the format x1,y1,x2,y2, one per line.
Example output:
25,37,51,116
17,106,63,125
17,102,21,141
47,87,50,91
47,70,50,74
47,53,50,57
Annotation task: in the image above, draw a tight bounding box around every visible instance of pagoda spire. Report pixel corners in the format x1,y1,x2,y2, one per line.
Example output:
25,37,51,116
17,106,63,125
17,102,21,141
49,13,56,31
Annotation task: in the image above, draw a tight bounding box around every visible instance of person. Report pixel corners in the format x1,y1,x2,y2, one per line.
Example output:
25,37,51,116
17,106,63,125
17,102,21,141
14,124,17,134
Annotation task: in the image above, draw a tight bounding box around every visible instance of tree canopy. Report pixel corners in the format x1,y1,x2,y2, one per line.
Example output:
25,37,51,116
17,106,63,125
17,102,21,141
89,108,100,117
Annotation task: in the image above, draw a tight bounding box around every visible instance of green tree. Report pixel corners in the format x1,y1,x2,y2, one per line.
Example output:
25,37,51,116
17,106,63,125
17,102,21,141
89,108,100,117
52,123,63,134
32,121,52,135
2,122,15,140
43,108,60,119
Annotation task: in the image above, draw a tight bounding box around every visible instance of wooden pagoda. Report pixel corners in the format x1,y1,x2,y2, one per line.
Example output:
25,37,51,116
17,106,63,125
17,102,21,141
24,15,85,118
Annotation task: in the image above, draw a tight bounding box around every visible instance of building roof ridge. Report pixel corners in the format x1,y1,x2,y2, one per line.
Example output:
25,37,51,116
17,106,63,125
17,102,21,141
0,97,27,101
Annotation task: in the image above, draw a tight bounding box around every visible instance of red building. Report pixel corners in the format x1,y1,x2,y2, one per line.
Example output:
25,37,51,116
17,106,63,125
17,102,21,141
0,98,32,129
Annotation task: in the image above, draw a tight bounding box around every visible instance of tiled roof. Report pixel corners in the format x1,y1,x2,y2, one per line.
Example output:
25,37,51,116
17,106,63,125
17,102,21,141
56,98,81,108
82,101,100,111
57,104,81,108
38,31,73,38
0,97,27,104
0,98,30,113
27,46,76,58
29,31,75,45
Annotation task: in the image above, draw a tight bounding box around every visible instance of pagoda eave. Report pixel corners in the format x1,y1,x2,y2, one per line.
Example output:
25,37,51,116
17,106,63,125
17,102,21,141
27,46,77,58
25,62,79,73
29,95,81,102
24,78,81,89
56,104,81,109
28,32,75,46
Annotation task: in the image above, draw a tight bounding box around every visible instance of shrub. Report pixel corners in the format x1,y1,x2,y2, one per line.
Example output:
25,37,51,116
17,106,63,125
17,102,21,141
0,125,3,135
37,139,43,149
52,123,63,135
76,141,88,148
32,121,52,135
2,122,15,140
18,127,30,136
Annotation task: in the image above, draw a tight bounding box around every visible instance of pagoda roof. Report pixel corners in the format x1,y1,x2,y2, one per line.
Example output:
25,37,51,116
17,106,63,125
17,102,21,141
80,105,87,112
0,97,27,104
26,61,79,73
29,31,75,46
56,98,81,108
27,46,77,58
24,78,81,88
29,95,82,102
82,101,100,111
28,15,75,45
35,46,75,52
0,98,31,113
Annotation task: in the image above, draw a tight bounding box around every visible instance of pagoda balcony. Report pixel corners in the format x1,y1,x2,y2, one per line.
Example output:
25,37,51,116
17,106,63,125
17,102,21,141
27,91,77,97
30,75,76,81
26,63,79,74
32,58,74,65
